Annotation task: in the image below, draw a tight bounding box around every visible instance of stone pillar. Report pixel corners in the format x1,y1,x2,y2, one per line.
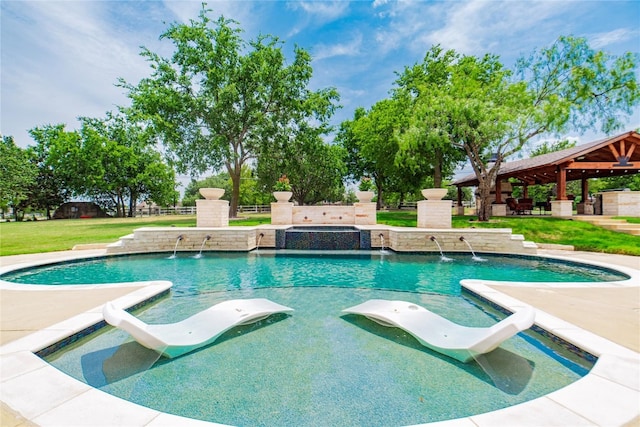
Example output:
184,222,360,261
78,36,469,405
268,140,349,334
354,203,376,225
271,202,293,225
196,199,229,227
491,204,507,217
577,202,594,215
551,200,573,217
601,191,640,216
417,200,452,228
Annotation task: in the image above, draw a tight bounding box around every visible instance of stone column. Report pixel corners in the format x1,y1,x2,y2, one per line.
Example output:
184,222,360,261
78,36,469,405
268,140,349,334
551,200,573,217
271,202,293,225
354,203,376,225
196,200,229,227
602,191,640,216
577,202,594,215
417,200,452,228
491,204,507,217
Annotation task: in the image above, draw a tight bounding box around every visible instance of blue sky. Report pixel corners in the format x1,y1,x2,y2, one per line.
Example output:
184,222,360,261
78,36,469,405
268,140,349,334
2,0,639,157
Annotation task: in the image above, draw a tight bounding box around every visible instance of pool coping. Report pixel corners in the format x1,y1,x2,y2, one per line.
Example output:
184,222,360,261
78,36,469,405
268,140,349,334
1,252,639,426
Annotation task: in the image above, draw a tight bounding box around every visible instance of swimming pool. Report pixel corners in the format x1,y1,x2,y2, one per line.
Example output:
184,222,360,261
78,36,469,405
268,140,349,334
3,251,621,426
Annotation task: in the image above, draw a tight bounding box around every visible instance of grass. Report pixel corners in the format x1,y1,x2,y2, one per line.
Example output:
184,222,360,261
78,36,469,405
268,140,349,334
1,211,638,256
0,215,269,256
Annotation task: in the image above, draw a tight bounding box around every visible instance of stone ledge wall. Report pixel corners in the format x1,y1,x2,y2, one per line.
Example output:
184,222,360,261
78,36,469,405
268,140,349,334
107,227,258,254
107,226,536,255
385,228,536,255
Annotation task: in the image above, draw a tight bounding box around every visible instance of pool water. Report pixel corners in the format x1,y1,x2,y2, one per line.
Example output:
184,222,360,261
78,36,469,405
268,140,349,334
2,251,628,293
4,252,612,426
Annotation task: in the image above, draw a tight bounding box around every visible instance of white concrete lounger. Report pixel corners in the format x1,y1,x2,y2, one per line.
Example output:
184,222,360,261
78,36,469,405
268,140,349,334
343,299,535,363
103,298,294,358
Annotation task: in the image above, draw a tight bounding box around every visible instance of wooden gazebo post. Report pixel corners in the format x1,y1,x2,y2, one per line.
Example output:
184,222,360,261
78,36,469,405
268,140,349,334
551,166,573,217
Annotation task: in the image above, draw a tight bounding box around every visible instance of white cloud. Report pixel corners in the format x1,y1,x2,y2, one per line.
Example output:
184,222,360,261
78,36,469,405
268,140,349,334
422,1,575,55
371,0,577,61
1,1,150,143
162,0,258,32
286,1,350,37
290,1,350,20
372,0,392,8
589,28,638,49
313,33,363,61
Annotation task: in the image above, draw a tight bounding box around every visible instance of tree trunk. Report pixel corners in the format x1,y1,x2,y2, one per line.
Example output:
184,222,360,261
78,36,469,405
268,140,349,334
229,168,241,218
475,164,500,222
376,184,383,211
434,148,443,188
476,180,492,222
115,194,122,218
128,193,137,218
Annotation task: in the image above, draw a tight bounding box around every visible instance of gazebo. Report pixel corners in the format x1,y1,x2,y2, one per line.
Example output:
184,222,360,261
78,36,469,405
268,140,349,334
452,130,640,217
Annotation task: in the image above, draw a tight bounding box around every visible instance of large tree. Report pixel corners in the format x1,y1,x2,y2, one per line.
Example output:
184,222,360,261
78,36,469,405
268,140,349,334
30,114,177,217
0,136,37,220
338,99,418,209
122,7,338,216
400,37,639,221
256,123,346,205
394,46,467,189
77,113,177,217
24,129,70,219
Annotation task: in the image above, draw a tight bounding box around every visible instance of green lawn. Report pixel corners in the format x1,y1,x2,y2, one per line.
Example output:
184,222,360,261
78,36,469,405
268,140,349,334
1,212,638,256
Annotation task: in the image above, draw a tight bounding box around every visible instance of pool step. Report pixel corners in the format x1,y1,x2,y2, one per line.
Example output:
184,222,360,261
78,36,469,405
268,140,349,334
574,216,640,236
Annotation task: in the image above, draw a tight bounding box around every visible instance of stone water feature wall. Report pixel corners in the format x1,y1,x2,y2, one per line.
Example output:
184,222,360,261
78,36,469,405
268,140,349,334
107,187,535,255
276,227,372,250
107,225,537,255
271,203,377,225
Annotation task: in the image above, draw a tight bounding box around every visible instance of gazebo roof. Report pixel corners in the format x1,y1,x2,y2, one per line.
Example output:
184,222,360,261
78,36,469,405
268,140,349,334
453,130,640,187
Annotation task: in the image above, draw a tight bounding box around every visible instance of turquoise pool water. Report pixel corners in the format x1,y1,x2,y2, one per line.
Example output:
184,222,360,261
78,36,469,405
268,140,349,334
4,252,612,426
2,251,628,293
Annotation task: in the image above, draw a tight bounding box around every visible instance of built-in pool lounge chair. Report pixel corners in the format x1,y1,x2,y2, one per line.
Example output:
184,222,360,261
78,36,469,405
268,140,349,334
342,299,535,363
103,299,294,358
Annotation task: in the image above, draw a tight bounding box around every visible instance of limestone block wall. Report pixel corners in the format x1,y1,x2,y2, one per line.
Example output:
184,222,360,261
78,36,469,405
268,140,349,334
271,203,376,226
107,227,258,254
107,225,537,255
354,203,376,225
602,191,640,216
386,228,536,255
196,199,229,227
271,202,293,225
292,206,354,224
417,200,452,228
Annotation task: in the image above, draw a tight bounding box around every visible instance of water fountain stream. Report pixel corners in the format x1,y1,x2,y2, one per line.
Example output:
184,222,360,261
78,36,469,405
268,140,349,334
379,233,390,254
168,235,184,259
459,237,487,262
429,236,453,262
193,235,211,259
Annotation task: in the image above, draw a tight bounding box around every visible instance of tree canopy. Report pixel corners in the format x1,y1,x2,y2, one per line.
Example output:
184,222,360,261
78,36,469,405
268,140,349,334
122,7,339,216
256,123,346,205
29,113,177,217
0,136,37,220
391,37,639,221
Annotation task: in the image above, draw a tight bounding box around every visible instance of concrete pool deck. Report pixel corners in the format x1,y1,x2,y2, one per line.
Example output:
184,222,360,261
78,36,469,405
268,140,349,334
0,248,639,426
